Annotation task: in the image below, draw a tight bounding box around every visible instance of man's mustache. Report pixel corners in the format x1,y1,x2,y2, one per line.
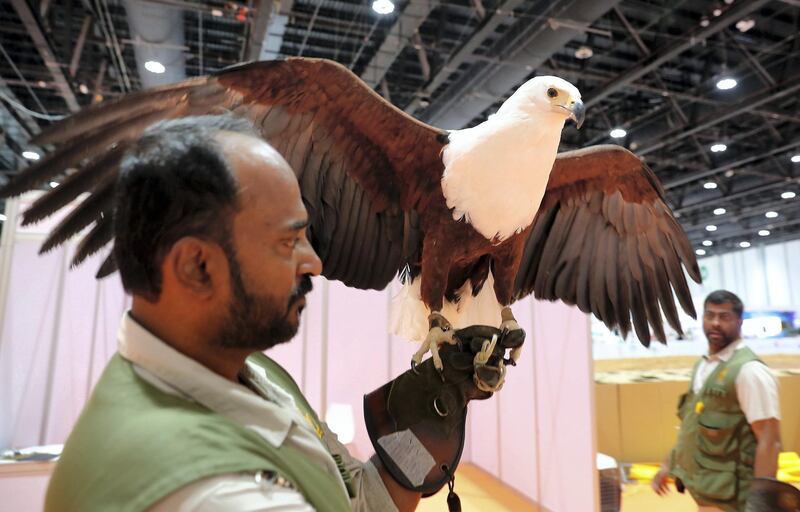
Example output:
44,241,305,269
289,275,314,304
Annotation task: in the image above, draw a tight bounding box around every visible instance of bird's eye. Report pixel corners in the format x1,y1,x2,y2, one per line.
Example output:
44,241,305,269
547,88,558,98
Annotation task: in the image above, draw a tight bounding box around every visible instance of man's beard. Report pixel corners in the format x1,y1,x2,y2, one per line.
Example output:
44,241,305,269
215,243,313,351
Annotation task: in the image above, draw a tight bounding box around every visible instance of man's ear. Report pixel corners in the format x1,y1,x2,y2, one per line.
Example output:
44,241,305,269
166,237,226,297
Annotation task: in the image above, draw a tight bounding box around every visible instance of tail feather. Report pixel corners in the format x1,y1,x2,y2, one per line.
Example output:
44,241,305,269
389,272,504,342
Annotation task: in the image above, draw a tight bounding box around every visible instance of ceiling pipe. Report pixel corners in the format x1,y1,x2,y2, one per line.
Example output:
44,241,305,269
123,0,186,87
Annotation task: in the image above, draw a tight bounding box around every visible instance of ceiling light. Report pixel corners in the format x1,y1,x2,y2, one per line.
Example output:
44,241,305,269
49,181,58,188
791,154,800,163
79,83,89,94
765,211,779,218
574,46,593,59
716,78,737,90
696,249,706,256
37,80,46,88
144,60,166,74
211,8,223,16
706,225,717,232
704,182,718,190
713,207,726,215
758,230,771,236
0,214,6,222
736,18,755,32
702,240,713,247
372,0,395,14
22,150,40,160
700,17,710,27
712,8,722,16
781,191,796,199
609,128,627,138
739,241,751,248
710,143,727,153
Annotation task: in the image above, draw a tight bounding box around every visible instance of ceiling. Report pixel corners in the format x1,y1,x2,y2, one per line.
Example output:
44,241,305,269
0,0,798,259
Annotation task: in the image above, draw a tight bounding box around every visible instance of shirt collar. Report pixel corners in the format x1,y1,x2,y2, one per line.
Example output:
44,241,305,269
117,312,297,447
704,338,744,362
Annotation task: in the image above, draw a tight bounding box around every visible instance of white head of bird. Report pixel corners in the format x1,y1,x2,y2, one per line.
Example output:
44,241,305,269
496,76,585,128
441,75,586,242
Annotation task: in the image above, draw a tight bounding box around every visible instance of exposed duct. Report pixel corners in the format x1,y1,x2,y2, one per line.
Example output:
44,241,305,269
123,0,186,88
422,0,622,129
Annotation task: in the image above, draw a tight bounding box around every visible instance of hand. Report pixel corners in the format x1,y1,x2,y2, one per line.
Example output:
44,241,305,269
651,466,670,496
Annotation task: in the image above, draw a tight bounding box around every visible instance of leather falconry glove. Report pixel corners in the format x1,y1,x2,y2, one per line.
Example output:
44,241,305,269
363,325,524,498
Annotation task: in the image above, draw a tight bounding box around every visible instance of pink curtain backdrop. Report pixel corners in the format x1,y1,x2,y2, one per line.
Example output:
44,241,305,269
0,194,598,511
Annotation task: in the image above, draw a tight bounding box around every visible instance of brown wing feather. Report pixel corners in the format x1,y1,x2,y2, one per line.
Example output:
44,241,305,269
514,144,700,346
1,58,442,290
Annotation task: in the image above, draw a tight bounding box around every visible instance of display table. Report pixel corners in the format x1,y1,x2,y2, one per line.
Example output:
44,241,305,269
0,445,60,511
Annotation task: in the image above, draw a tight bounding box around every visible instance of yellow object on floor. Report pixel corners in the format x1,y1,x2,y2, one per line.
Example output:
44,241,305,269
629,452,800,484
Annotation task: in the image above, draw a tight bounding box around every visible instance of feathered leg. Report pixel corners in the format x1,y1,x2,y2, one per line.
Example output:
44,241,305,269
492,239,528,364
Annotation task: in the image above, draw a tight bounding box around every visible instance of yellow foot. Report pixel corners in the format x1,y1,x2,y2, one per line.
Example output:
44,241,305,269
411,312,454,372
500,306,524,364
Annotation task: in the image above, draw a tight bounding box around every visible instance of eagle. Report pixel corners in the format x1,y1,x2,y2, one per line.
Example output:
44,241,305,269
1,58,700,372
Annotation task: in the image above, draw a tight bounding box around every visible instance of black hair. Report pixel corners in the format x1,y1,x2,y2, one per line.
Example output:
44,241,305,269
704,290,745,318
112,114,258,301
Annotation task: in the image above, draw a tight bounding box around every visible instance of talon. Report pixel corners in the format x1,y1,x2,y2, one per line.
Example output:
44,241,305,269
411,311,455,372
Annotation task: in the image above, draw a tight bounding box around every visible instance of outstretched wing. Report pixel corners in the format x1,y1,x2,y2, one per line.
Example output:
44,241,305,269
513,145,701,346
1,58,445,290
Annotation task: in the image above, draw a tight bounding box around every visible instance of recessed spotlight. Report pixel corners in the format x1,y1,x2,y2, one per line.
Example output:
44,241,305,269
739,241,751,248
706,225,718,232
609,128,627,138
702,240,713,247
700,17,710,27
712,8,722,16
49,181,58,188
791,154,800,163
736,18,755,32
710,143,727,153
574,46,593,59
713,207,726,215
144,60,166,74
372,0,395,14
37,80,46,88
781,191,796,199
758,230,771,236
716,78,737,90
22,150,40,160
704,182,719,190
765,211,779,219
211,8,223,16
79,83,89,94
696,249,707,256
724,169,736,178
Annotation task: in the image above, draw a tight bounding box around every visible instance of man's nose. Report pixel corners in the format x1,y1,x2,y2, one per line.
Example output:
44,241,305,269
299,241,323,277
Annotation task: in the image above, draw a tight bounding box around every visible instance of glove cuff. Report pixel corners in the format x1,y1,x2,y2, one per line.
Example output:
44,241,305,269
363,379,466,495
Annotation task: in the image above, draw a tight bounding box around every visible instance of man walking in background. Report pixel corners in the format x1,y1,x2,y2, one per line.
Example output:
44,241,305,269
652,290,782,511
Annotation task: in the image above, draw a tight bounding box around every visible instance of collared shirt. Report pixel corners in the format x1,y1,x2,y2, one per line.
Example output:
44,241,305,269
693,339,780,424
117,313,397,512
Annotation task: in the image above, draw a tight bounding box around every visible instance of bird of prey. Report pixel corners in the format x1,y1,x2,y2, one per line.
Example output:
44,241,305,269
1,58,700,371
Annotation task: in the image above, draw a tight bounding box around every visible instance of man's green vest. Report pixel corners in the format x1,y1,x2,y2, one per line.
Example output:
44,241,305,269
670,346,760,512
45,352,353,512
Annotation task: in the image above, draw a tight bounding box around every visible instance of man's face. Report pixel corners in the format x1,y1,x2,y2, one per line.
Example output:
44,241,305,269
214,132,322,350
702,301,742,354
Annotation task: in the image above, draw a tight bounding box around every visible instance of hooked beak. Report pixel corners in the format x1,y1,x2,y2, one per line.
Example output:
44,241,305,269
568,99,585,129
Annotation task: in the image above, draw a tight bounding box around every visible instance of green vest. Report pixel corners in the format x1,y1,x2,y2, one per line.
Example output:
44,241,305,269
45,352,353,512
670,346,761,512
